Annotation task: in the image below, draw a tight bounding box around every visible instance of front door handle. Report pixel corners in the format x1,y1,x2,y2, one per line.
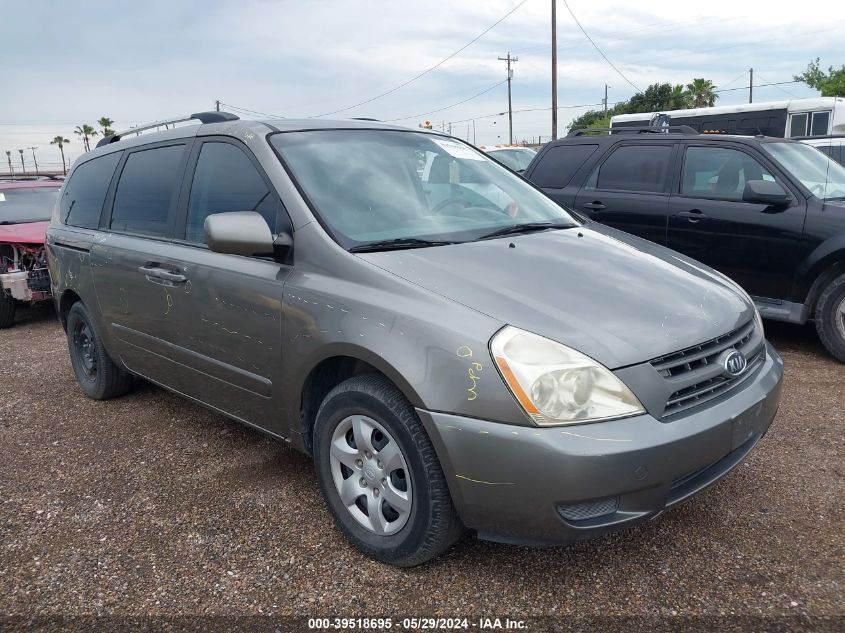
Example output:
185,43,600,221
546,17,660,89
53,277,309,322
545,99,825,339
677,209,707,223
582,201,606,210
138,265,187,284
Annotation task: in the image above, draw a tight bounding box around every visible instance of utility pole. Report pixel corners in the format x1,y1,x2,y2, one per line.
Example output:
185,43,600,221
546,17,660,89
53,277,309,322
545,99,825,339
749,68,753,104
498,52,518,145
604,84,608,115
215,99,221,112
18,149,25,175
5,150,12,175
28,147,38,176
448,122,452,135
551,0,558,140
472,120,477,145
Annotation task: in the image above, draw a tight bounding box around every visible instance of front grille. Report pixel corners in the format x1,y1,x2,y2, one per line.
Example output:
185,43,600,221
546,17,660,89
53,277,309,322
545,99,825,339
652,319,764,418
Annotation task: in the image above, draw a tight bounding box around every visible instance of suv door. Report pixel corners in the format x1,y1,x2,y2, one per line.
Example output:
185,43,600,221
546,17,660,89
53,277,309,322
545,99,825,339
667,143,808,300
159,138,291,430
572,142,676,245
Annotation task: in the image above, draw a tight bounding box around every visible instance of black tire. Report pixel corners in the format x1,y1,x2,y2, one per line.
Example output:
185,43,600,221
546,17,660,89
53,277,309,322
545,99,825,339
66,302,133,399
815,273,845,363
313,374,464,566
0,292,15,329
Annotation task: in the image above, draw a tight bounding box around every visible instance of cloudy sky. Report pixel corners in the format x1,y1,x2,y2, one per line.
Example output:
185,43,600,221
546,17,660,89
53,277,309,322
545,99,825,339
1,0,842,170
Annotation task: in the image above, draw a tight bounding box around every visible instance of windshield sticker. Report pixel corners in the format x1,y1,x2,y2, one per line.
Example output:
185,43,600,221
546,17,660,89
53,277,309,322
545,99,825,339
0,193,5,202
432,138,485,161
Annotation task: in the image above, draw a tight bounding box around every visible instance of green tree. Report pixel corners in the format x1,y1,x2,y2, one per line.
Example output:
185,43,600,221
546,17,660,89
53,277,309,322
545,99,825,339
686,78,718,107
50,135,71,175
666,84,692,110
794,58,845,96
98,116,115,138
74,124,98,152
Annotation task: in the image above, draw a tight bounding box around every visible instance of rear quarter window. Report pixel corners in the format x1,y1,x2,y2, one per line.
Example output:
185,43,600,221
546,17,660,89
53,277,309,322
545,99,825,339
530,144,599,189
59,152,121,228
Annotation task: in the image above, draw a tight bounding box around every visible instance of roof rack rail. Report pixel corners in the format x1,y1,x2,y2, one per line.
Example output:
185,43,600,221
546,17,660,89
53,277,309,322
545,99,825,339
96,111,239,148
567,125,698,137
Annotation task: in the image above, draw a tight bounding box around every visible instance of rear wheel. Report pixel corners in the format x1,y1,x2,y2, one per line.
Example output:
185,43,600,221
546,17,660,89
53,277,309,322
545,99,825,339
815,273,845,363
313,374,464,566
0,292,15,329
66,302,134,399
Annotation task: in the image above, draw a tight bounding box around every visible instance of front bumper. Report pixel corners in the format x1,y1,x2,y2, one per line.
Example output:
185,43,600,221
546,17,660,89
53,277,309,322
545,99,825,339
417,342,784,545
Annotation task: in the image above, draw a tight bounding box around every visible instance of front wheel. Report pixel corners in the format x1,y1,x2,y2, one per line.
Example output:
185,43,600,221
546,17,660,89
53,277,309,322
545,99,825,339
313,374,464,566
815,273,845,363
0,292,15,329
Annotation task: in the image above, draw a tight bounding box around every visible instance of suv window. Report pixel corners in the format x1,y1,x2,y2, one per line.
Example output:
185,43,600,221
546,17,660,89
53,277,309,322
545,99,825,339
586,145,672,193
110,145,185,237
60,152,121,228
681,146,775,200
530,144,598,188
185,142,279,243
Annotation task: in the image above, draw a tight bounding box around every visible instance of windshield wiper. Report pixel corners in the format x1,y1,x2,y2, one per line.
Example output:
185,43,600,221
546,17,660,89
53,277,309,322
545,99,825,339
476,221,574,241
349,237,461,253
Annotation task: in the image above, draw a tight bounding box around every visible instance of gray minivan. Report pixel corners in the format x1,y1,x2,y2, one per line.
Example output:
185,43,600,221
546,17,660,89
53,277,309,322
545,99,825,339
47,112,784,566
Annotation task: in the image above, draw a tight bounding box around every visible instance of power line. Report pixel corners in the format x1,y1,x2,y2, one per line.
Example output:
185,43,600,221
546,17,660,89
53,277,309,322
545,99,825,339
754,72,800,98
560,0,641,94
385,80,507,122
219,102,284,118
308,0,531,118
713,80,800,94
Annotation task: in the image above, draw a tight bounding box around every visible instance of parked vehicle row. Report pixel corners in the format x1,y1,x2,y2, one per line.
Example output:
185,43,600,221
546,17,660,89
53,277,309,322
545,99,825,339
523,127,845,363
0,180,62,328
45,113,783,566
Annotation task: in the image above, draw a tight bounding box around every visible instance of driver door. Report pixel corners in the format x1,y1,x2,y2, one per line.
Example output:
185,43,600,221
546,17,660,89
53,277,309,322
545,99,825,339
667,143,807,300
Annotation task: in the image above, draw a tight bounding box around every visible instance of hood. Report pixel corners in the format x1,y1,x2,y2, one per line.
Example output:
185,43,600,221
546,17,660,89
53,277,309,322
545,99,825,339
0,221,49,245
358,225,753,369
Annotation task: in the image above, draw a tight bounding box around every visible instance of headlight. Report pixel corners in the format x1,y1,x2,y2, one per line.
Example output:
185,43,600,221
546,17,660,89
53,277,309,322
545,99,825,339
490,326,645,426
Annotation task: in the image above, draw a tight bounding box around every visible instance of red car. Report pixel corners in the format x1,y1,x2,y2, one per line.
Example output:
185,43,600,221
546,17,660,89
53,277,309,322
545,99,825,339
0,180,62,328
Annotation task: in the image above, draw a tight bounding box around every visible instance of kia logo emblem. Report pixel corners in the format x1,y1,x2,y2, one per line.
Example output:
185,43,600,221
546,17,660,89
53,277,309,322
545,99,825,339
723,350,747,377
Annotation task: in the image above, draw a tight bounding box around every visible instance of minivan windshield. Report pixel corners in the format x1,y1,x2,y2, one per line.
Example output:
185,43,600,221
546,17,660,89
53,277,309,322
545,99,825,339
0,186,61,224
763,141,845,200
271,130,577,249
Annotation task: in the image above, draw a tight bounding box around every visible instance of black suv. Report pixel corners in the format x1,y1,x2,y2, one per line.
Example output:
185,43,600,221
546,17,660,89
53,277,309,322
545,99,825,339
524,128,845,363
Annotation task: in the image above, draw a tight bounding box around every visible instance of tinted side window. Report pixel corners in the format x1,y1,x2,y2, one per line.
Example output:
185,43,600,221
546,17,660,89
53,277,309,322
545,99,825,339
60,152,121,228
681,146,776,201
591,145,672,193
531,144,599,188
110,145,185,237
185,143,279,243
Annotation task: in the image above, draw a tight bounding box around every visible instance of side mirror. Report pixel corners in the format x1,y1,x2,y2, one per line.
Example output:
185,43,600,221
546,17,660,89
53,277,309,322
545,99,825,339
205,211,278,257
742,180,791,207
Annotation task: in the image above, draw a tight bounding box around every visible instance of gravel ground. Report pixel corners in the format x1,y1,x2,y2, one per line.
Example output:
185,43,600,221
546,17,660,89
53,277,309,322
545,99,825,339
0,304,842,630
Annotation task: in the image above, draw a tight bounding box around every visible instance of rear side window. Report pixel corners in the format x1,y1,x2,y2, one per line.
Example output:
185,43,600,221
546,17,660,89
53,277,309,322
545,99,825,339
60,152,121,228
185,142,279,243
530,144,598,188
110,145,185,237
589,145,672,193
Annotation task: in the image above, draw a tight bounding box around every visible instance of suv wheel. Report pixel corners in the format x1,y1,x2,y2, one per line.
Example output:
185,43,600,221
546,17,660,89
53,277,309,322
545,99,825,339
66,302,134,399
815,273,845,363
0,292,15,329
313,374,464,566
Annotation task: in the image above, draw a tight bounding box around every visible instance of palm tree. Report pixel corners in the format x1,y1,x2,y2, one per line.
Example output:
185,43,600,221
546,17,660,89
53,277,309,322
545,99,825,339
74,124,98,152
50,135,71,175
666,84,692,110
686,78,719,108
98,116,115,138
